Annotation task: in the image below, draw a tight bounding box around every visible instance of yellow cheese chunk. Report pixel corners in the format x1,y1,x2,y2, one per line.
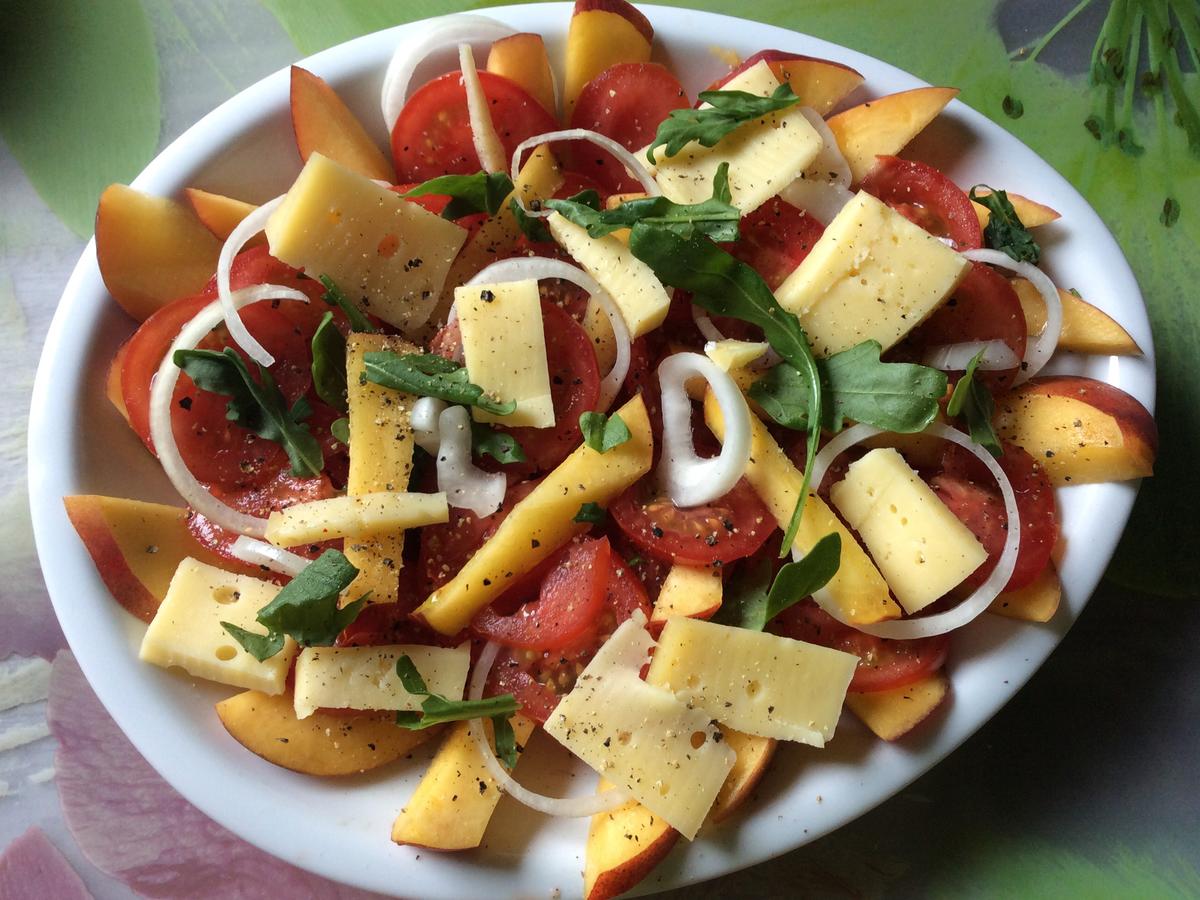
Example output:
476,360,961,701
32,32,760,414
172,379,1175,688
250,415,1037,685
651,565,723,625
704,392,901,624
704,339,770,372
651,61,822,216
416,395,654,635
292,643,470,719
265,492,448,546
139,558,297,694
829,448,987,614
646,617,857,746
774,191,970,357
455,280,555,427
544,616,735,840
265,153,466,333
548,213,670,337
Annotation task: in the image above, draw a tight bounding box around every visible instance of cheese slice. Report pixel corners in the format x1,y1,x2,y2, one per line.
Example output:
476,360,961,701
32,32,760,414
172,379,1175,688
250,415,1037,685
139,558,297,694
650,61,823,216
705,339,769,372
455,280,555,428
292,643,470,719
646,617,857,746
651,564,723,625
265,492,448,546
829,447,987,614
265,153,466,333
774,190,970,357
543,615,735,840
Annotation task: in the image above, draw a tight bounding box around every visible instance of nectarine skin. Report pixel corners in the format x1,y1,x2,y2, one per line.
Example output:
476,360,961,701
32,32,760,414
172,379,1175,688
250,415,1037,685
827,87,959,184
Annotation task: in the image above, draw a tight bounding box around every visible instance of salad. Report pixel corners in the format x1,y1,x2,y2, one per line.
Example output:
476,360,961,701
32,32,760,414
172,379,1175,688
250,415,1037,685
64,1,1158,897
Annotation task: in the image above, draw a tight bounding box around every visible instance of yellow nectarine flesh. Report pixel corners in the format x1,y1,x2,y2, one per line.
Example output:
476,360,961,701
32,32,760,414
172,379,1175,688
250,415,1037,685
827,87,959,184
584,780,679,900
290,66,395,183
846,672,950,741
487,33,557,116
1012,278,1141,356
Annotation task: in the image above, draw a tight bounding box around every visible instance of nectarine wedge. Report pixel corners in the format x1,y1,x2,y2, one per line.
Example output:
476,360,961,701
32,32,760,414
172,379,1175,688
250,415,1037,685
708,728,776,824
184,187,262,244
290,66,395,183
993,376,1157,485
649,565,722,634
95,184,222,321
563,0,653,116
1011,278,1141,356
488,33,557,116
846,672,950,741
106,342,131,424
717,52,863,116
584,781,679,900
989,563,1061,623
826,87,959,184
216,690,435,776
972,189,1060,229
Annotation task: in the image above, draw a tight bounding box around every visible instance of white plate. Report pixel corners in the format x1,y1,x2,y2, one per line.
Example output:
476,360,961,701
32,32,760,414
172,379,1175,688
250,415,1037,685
28,3,1156,897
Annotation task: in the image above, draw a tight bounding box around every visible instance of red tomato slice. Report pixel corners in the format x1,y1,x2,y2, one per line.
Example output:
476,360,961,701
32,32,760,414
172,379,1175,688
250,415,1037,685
930,441,1058,592
727,195,824,291
771,599,950,692
610,478,773,566
471,537,612,650
860,156,983,251
567,62,690,195
391,71,558,182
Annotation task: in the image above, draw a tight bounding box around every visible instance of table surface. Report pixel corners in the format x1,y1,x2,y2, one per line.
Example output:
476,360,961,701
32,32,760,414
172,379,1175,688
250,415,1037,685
2,1,1197,898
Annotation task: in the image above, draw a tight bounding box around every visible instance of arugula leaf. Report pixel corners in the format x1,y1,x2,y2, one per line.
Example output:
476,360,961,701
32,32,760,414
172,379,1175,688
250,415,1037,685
363,351,517,416
646,83,801,163
173,347,324,477
219,622,285,662
330,417,350,445
311,311,348,413
255,549,367,648
573,502,607,525
319,274,375,334
491,714,518,768
751,341,948,435
714,533,841,631
946,350,1004,457
400,171,515,220
968,186,1041,264
393,655,521,731
472,423,526,464
546,162,739,241
627,224,822,557
510,197,552,242
579,411,632,453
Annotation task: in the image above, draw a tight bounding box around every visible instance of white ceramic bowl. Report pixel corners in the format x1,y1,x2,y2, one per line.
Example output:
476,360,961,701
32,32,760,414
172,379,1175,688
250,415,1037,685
28,3,1155,897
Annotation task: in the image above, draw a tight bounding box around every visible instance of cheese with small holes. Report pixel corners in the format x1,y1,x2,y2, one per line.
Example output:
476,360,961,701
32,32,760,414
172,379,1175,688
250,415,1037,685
138,558,297,694
543,615,735,840
646,617,857,746
829,447,987,614
548,213,670,337
454,280,555,427
292,643,470,719
774,190,970,357
264,152,467,333
650,61,822,216
265,492,448,546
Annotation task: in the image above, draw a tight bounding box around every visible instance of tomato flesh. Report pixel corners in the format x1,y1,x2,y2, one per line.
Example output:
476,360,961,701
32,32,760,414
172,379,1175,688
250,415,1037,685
727,195,824,291
860,156,983,251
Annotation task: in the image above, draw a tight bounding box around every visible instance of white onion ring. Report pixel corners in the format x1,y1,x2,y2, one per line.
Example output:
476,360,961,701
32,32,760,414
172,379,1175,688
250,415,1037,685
777,108,855,225
411,396,447,455
799,107,852,187
467,642,628,817
149,287,311,538
922,339,1021,372
510,129,661,199
435,405,506,517
458,43,505,174
467,257,631,412
381,15,516,132
228,536,310,578
804,422,1020,639
216,194,298,368
962,248,1062,384
658,352,752,507
692,306,726,344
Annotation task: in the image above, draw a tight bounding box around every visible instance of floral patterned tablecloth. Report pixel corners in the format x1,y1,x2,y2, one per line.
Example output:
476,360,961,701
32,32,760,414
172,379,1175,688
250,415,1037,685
1,1,1197,897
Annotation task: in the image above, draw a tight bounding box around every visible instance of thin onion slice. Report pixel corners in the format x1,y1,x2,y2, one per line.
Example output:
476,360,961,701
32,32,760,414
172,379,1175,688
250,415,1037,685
228,536,310,578
149,287,311,539
962,248,1062,384
216,194,294,368
467,257,631,412
778,108,855,225
804,422,1020,639
922,339,1021,372
411,396,447,455
467,642,628,817
381,15,516,132
436,405,506,517
658,352,752,507
692,305,726,344
510,129,661,199
458,43,506,174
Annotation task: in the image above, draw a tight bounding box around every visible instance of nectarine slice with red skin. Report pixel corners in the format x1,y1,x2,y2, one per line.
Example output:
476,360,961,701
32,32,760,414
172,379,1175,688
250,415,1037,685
106,341,131,425
1011,278,1141,356
989,563,1061,623
709,728,776,824
585,781,679,900
972,188,1060,229
487,33,557,116
846,672,950,741
184,187,262,245
826,86,959,184
290,65,395,183
563,0,653,116
712,50,864,116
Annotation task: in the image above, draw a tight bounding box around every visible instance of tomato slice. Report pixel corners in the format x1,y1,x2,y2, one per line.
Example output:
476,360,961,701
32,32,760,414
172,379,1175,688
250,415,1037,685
860,156,983,251
471,537,612,650
772,599,949,692
727,195,824,291
610,478,773,566
391,71,558,182
567,62,690,194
